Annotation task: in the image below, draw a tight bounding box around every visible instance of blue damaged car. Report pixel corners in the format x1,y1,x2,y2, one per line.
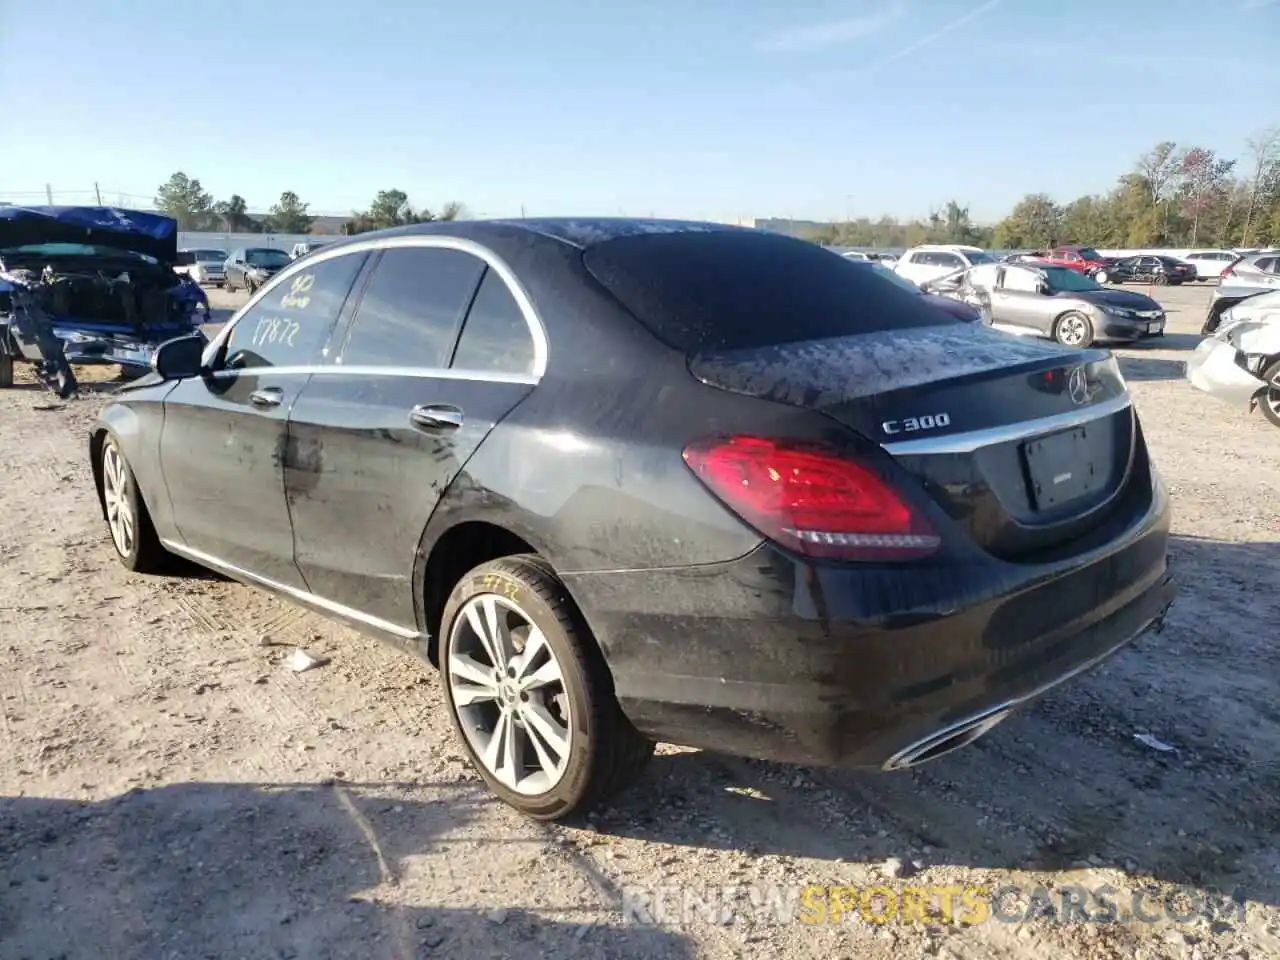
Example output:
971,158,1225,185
0,206,204,395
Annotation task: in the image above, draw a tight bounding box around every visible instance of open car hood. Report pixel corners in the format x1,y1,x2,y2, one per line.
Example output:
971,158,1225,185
0,206,179,264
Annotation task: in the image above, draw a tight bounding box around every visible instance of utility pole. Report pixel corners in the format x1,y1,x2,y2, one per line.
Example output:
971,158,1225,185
94,182,102,205
46,183,53,204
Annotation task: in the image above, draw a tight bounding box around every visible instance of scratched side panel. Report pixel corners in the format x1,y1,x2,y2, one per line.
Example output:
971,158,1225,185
286,374,534,630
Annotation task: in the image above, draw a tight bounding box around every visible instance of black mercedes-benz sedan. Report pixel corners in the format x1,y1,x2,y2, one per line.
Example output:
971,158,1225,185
89,218,1175,820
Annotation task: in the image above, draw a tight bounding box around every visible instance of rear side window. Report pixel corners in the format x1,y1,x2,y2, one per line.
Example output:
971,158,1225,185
582,232,960,354
225,251,367,369
341,247,485,368
451,269,536,375
1256,257,1278,273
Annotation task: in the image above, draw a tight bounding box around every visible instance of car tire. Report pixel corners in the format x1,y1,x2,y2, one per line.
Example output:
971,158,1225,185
0,353,13,389
1053,311,1094,348
439,554,654,821
98,434,173,574
1154,274,1168,286
1259,360,1280,429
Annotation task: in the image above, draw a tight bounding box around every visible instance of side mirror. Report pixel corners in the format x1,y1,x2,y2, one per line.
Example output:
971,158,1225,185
1037,281,1051,295
152,334,207,381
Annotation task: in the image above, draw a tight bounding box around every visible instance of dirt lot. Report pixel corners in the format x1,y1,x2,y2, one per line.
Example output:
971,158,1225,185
2,283,1277,960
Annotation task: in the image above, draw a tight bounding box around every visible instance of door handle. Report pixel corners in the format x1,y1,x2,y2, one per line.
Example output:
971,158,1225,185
409,404,464,431
250,387,283,408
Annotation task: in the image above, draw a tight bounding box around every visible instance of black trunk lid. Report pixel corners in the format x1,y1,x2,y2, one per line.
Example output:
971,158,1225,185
689,323,1137,560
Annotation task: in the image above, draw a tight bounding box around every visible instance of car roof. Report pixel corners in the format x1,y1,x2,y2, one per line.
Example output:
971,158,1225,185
334,217,749,252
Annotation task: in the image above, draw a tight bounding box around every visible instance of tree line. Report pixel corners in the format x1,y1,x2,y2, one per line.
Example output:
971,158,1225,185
152,173,466,235
804,127,1280,252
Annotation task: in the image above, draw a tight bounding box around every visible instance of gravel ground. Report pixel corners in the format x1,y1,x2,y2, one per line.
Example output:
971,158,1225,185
1,283,1277,960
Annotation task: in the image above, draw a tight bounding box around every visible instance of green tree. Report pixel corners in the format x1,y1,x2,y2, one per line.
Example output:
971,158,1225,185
263,191,315,233
154,172,215,230
344,190,466,235
1241,127,1280,248
211,194,260,233
992,194,1061,249
1178,147,1235,247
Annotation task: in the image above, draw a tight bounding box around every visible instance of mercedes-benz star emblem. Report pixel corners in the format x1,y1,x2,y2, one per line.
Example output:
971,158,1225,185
1067,366,1090,405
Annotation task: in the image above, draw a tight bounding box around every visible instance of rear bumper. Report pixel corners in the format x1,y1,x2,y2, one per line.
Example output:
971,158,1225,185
567,472,1174,770
1186,338,1266,408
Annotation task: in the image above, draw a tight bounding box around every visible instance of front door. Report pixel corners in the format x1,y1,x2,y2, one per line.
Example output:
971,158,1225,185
158,249,368,587
287,247,541,631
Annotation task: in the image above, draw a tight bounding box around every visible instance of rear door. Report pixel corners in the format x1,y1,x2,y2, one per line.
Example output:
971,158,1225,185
285,243,542,631
990,265,1051,334
159,249,368,586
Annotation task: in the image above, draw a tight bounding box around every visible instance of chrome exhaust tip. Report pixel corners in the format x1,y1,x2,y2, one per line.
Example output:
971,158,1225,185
882,706,1013,771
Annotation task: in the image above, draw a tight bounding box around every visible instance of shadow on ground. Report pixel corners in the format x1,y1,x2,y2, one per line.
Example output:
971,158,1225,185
586,536,1278,920
0,782,695,960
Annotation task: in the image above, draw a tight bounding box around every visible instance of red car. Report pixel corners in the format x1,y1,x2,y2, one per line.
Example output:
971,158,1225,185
1042,245,1116,282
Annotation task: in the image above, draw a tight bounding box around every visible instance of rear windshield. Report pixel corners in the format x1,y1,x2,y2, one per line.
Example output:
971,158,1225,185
581,232,960,353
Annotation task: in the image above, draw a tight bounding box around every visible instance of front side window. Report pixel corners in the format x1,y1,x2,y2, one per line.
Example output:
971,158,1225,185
341,247,486,368
224,252,366,369
1041,266,1101,292
451,269,536,375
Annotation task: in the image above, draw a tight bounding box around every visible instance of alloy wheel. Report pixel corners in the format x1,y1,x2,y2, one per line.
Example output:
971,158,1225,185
1266,370,1280,421
1058,315,1088,346
101,442,135,558
447,594,573,795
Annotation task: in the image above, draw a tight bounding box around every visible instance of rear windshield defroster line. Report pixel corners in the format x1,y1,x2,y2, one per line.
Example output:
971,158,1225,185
582,232,962,355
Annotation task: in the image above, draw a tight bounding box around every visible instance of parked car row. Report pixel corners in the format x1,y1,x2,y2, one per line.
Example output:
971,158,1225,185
91,217,1175,819
176,241,332,292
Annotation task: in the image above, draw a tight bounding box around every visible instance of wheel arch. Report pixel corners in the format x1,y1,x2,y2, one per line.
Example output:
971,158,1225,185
89,427,110,520
414,516,594,668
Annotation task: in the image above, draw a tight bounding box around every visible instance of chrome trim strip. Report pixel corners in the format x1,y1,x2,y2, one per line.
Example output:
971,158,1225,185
209,364,538,386
882,392,1133,456
160,539,420,641
203,234,550,379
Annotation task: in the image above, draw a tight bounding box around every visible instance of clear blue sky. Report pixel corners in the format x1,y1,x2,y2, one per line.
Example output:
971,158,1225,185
1,0,1275,223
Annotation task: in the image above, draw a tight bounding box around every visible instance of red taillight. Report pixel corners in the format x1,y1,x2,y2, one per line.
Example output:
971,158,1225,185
681,436,940,561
